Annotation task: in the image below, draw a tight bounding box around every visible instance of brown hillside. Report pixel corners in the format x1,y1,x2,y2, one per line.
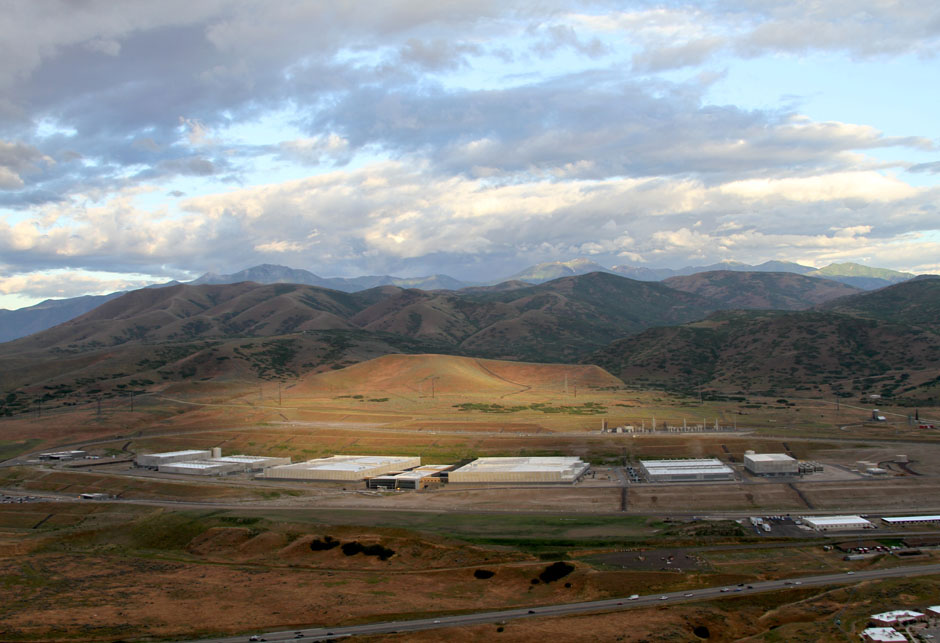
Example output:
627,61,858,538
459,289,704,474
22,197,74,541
294,353,622,397
663,271,861,310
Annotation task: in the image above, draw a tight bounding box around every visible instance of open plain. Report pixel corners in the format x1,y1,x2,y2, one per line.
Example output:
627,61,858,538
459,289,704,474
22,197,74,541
2,354,940,641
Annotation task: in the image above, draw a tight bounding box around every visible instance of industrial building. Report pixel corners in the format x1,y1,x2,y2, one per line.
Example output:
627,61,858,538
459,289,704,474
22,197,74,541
139,448,290,476
263,455,421,481
207,455,291,471
639,458,735,482
136,449,212,468
158,460,244,476
860,628,907,643
802,515,874,531
39,450,87,461
366,465,453,490
881,515,940,527
743,452,798,476
448,457,589,484
870,610,926,627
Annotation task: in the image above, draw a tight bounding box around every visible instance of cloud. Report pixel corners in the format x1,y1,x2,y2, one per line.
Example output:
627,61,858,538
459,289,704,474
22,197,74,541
0,140,54,188
0,270,154,299
0,1,937,301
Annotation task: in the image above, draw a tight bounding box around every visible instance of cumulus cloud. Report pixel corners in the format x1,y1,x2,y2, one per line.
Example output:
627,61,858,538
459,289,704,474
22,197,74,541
0,1,938,305
0,270,154,299
0,140,54,188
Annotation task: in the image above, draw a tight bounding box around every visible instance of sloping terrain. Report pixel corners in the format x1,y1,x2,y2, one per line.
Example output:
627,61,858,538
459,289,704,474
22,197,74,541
0,293,124,343
294,353,622,397
662,271,861,310
819,276,940,328
0,273,713,412
589,309,940,398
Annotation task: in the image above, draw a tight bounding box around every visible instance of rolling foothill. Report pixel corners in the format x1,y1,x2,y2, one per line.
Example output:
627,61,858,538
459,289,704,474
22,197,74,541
1,267,940,641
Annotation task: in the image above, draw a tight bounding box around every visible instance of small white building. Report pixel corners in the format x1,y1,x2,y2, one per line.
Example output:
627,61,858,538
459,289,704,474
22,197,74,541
136,449,212,468
860,627,907,643
264,455,422,481
801,515,874,531
927,605,940,618
870,610,926,627
743,453,798,476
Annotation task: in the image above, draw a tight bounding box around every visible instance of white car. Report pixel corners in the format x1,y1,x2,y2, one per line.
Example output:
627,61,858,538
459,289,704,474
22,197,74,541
628,594,639,600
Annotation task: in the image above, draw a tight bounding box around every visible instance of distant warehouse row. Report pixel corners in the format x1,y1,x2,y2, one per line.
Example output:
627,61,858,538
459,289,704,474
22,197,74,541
134,451,590,486
136,451,806,485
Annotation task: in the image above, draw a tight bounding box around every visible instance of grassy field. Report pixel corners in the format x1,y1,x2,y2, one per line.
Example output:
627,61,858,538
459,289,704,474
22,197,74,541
2,354,940,640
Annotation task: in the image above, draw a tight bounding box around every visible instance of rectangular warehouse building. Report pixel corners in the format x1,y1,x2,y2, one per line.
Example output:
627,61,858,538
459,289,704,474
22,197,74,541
802,515,874,531
881,515,940,527
263,455,421,481
448,457,589,484
209,455,292,471
158,460,244,476
744,453,799,476
136,449,211,468
640,458,735,482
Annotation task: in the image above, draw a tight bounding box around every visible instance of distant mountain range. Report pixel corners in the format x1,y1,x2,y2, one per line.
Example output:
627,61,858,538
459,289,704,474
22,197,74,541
191,264,466,292
1,271,938,415
588,276,940,401
0,259,923,343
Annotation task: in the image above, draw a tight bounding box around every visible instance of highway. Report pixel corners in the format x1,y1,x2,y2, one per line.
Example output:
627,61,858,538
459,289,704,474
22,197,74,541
186,563,940,642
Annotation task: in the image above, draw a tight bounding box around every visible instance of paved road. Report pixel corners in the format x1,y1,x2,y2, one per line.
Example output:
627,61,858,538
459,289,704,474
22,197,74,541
186,563,940,642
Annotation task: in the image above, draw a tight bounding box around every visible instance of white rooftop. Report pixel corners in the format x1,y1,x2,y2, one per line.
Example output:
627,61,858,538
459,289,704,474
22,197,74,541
927,605,940,615
376,469,442,481
211,456,270,463
882,515,940,523
147,449,210,458
860,628,907,643
641,458,727,469
746,453,795,462
641,458,733,476
803,515,872,527
162,461,231,470
289,455,417,472
871,610,925,622
456,457,585,473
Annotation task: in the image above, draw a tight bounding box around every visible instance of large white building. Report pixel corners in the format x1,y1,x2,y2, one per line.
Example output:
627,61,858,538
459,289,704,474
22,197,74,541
158,460,245,476
639,458,735,482
802,515,874,531
743,453,798,476
136,449,212,468
263,455,422,481
448,457,589,484
156,454,292,476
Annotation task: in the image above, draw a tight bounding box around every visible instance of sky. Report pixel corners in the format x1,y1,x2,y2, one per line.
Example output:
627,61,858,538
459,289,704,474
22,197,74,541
1,1,939,309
